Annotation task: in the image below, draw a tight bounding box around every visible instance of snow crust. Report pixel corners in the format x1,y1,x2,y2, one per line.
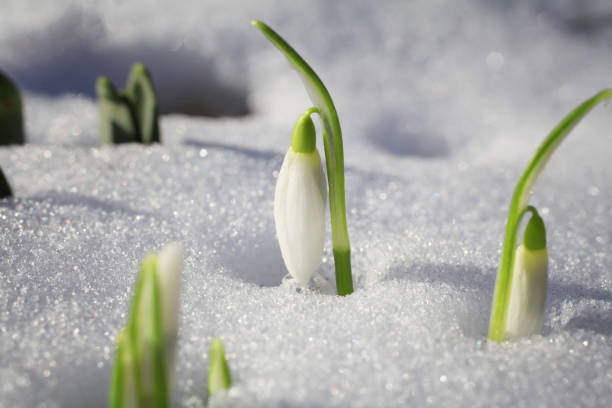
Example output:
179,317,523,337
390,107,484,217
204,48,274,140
1,1,611,406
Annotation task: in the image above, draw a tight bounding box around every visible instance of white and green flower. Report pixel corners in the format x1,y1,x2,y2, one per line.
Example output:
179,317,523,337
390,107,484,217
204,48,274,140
274,112,327,285
505,209,548,340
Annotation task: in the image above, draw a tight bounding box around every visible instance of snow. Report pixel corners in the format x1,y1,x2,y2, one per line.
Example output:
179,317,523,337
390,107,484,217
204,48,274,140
1,1,611,407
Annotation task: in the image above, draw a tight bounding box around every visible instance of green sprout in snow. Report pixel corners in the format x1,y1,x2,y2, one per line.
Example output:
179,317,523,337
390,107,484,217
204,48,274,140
97,63,160,145
252,20,354,296
208,337,232,398
488,89,612,342
0,70,25,145
0,165,12,198
110,243,183,408
505,206,548,340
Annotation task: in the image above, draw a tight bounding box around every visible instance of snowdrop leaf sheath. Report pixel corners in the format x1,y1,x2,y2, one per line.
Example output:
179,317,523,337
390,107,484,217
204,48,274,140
126,63,160,144
252,20,353,295
208,337,232,397
274,112,327,285
97,77,140,145
488,89,612,342
0,70,25,145
97,63,161,145
109,243,183,408
505,207,548,340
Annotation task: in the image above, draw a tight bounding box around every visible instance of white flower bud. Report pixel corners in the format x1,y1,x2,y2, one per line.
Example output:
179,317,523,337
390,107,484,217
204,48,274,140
274,112,327,285
274,146,327,285
506,210,548,340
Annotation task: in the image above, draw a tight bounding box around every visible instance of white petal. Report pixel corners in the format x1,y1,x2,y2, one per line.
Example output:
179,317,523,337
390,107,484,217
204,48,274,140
506,245,548,340
274,148,327,285
157,242,183,337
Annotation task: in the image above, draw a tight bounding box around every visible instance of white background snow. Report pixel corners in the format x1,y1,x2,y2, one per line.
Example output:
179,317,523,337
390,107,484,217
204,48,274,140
1,0,611,407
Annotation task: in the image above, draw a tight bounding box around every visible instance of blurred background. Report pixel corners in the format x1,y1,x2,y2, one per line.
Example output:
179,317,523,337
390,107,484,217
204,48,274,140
1,0,611,162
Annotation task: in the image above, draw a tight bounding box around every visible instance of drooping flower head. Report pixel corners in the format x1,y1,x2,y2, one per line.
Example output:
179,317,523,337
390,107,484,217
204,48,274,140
274,111,327,285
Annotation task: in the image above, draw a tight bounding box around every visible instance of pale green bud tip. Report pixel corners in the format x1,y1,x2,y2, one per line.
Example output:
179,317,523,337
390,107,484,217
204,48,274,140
523,207,546,250
131,63,147,74
96,77,115,98
208,337,232,396
130,63,152,82
291,112,316,153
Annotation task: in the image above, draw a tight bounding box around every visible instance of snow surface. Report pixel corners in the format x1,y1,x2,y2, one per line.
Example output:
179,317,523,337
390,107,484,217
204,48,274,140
1,0,612,407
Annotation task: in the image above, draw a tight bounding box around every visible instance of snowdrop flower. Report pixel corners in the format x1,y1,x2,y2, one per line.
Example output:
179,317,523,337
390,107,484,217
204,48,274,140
506,209,548,340
110,242,183,408
274,111,327,285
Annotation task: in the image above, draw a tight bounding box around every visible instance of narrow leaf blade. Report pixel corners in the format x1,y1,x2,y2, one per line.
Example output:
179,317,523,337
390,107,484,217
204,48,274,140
208,337,232,397
97,77,140,144
126,63,160,144
0,70,25,145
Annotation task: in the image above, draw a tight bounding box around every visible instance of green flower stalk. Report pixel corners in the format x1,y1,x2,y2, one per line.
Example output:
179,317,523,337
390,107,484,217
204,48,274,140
252,20,354,296
110,243,183,408
208,337,232,397
0,70,25,145
488,89,612,342
505,207,548,340
97,63,160,145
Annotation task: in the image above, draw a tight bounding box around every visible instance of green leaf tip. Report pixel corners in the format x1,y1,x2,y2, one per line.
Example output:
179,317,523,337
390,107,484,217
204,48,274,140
252,20,354,296
0,70,25,145
291,108,318,153
488,89,612,343
97,63,160,145
523,206,546,251
208,337,232,397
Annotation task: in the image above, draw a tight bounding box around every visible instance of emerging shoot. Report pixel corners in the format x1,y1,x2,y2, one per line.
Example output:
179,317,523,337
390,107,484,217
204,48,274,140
0,70,25,145
208,337,232,398
109,243,183,408
488,89,612,342
97,63,160,145
252,20,354,295
505,206,548,340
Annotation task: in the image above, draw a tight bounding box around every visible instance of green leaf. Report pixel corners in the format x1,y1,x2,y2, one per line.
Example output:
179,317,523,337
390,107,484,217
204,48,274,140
0,166,12,198
126,63,160,144
208,337,232,397
109,330,137,408
252,20,353,296
97,77,140,144
488,89,612,342
125,254,169,407
0,70,25,145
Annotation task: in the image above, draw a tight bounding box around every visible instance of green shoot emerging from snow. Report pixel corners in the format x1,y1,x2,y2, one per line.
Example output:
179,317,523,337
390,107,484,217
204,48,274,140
488,89,612,342
97,63,160,145
208,337,232,398
109,243,183,407
0,70,25,145
252,20,354,296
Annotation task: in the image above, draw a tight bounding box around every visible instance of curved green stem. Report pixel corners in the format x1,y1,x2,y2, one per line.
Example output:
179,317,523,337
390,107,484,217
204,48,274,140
488,89,612,342
252,20,353,295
